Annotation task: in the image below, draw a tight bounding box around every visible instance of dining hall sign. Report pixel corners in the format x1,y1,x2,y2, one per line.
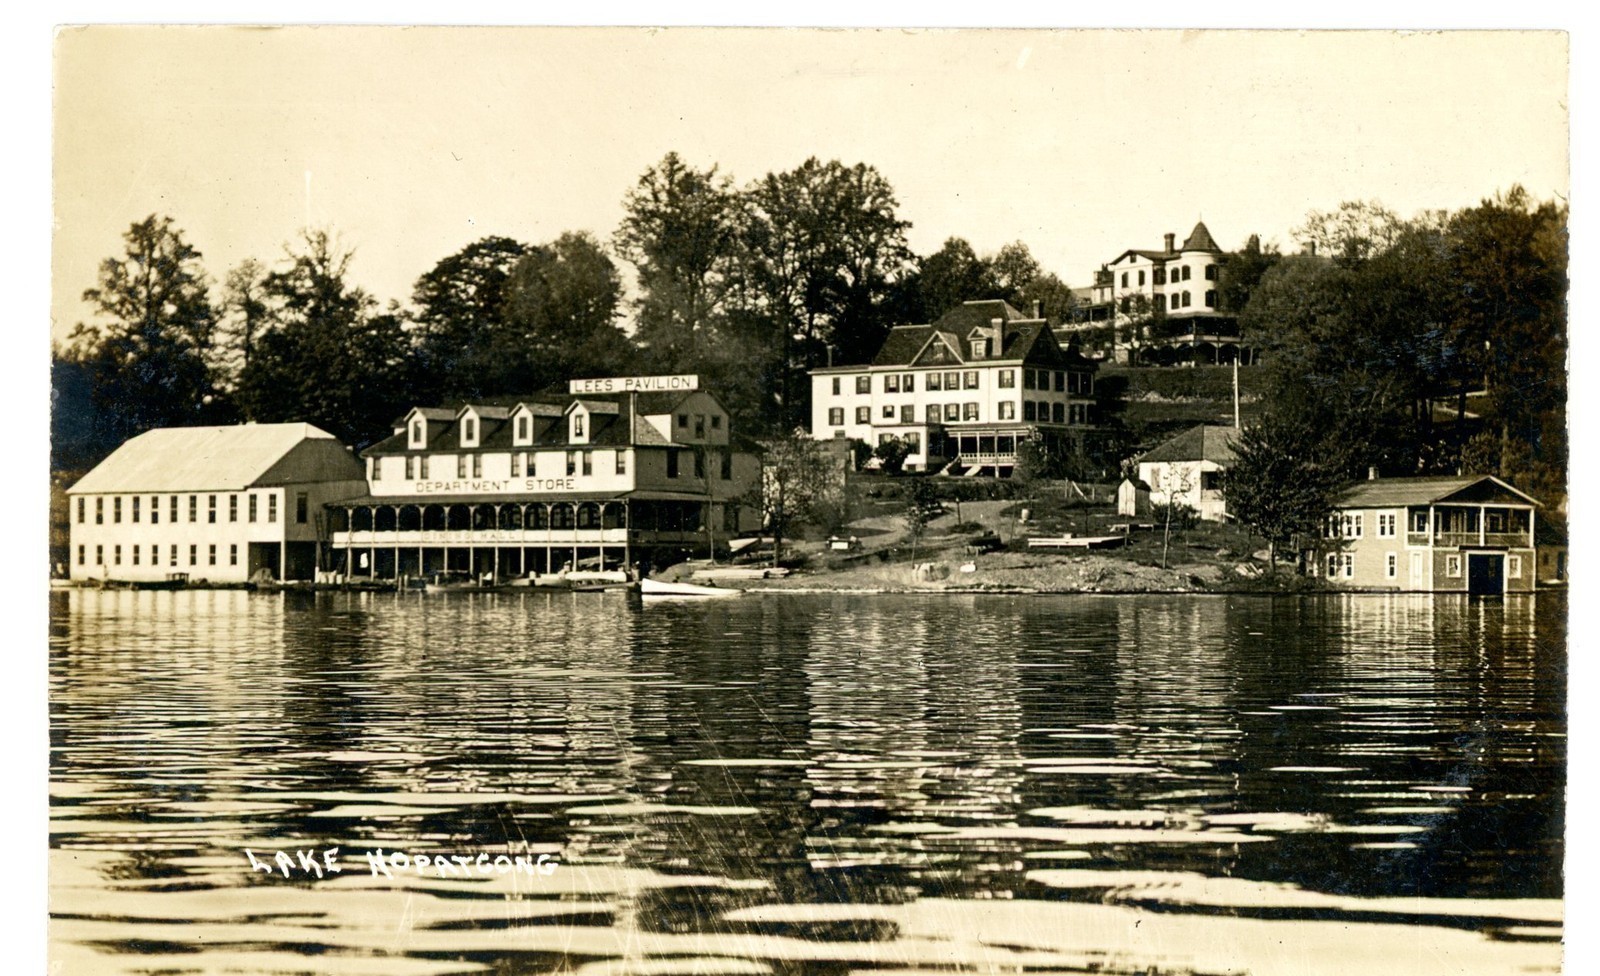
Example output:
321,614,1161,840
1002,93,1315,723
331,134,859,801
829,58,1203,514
568,374,699,394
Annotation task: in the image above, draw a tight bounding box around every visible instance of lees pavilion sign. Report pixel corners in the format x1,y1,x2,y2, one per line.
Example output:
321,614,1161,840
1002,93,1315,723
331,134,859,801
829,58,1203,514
568,375,699,394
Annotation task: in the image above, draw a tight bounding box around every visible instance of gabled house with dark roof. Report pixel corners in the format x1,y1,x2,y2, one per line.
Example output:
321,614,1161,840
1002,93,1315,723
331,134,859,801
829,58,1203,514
1316,474,1540,594
809,299,1098,477
332,382,763,580
1076,222,1252,366
1134,423,1242,522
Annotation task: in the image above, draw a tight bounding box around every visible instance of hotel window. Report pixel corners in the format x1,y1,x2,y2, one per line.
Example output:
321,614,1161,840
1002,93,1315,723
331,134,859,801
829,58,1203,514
1070,404,1087,425
856,375,870,394
77,545,83,565
678,413,689,429
1509,555,1522,579
906,432,921,454
1138,270,1145,286
457,455,468,478
1023,401,1036,421
828,408,844,425
209,495,217,523
1183,266,1192,281
189,495,197,522
928,372,942,391
944,404,959,422
720,451,732,480
712,415,722,430
999,401,1016,420
1121,272,1128,287
151,496,159,523
1386,553,1398,578
902,374,914,393
248,494,258,522
1486,511,1505,532
132,546,139,566
1055,371,1065,392
406,455,416,479
901,405,915,423
999,369,1015,388
831,377,841,395
1446,555,1461,577
1052,403,1065,423
411,420,423,444
229,545,238,566
114,545,121,566
171,496,179,523
582,452,593,476
209,545,217,566
566,451,578,476
511,453,523,476
1205,290,1217,308
856,407,870,424
1155,268,1166,285
1022,370,1034,390
1205,265,1218,281
268,495,277,523
963,402,979,421
926,405,940,423
113,497,121,523
229,495,237,522
420,456,430,479
472,454,483,478
617,451,628,475
296,493,308,524
963,371,978,389
694,451,705,478
1378,513,1396,537
372,457,382,481
464,417,476,442
1326,554,1338,577
944,371,960,390
518,415,530,441
76,498,84,523
667,450,680,478
1182,291,1192,307
189,545,197,566
170,545,177,567
695,415,706,438
574,414,585,438
1412,510,1428,533
132,496,140,522
1342,554,1354,577
970,338,989,359
524,453,535,477
882,405,895,419
885,374,899,393
96,545,102,565
150,545,157,565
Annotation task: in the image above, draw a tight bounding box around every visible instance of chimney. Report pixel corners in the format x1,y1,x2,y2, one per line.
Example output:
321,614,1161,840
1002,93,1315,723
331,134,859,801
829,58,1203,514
1032,299,1043,319
1368,466,1379,481
1164,232,1176,252
1308,241,1318,256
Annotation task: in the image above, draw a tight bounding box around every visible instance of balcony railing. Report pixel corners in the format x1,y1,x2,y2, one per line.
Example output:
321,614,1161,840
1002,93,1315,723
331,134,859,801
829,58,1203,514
1407,531,1531,548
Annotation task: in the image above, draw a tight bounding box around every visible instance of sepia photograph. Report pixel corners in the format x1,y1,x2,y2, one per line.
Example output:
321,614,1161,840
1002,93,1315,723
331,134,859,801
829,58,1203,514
46,23,1571,975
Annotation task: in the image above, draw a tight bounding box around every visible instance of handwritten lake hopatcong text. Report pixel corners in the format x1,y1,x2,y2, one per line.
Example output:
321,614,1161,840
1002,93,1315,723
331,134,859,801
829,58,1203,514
246,848,559,879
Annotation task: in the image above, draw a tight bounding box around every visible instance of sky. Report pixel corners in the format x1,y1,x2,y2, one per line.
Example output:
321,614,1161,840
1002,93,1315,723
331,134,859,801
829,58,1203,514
51,27,1569,342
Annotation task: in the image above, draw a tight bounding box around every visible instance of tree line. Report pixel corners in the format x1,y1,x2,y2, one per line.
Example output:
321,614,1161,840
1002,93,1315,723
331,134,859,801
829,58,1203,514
1223,189,1567,567
52,153,1080,469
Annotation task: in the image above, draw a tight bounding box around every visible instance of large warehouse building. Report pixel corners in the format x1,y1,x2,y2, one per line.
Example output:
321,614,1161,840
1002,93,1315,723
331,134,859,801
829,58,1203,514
66,423,369,584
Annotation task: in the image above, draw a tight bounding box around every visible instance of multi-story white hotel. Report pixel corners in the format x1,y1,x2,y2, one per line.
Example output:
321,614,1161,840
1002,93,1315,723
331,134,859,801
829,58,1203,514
327,378,763,579
1076,222,1251,366
808,300,1097,477
66,423,369,583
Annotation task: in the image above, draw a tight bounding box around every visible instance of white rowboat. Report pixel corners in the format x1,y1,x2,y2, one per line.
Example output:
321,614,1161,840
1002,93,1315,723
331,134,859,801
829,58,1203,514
640,578,743,598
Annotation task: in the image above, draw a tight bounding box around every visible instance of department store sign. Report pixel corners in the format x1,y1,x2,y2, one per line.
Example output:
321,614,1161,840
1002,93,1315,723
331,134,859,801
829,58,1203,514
569,375,699,394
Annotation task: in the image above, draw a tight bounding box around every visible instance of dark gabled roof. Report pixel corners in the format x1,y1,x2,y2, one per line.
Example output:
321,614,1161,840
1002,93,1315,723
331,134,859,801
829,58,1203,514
1334,475,1540,509
462,404,513,420
867,300,1094,370
930,299,1031,334
1181,221,1222,253
1136,424,1241,464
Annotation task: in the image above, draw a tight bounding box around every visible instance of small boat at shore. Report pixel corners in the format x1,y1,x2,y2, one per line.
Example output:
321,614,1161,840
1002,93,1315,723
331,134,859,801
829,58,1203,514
640,577,742,599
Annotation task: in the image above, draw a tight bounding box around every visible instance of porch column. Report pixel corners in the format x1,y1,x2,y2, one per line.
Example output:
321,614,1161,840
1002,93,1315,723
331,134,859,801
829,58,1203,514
1479,506,1486,547
344,506,353,581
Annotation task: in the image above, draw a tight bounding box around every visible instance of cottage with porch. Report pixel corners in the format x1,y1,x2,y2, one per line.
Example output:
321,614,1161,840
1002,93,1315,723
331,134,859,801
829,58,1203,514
1317,475,1540,594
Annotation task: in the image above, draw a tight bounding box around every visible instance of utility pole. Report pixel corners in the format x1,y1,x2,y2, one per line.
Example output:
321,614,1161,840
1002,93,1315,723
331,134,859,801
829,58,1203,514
1233,354,1241,429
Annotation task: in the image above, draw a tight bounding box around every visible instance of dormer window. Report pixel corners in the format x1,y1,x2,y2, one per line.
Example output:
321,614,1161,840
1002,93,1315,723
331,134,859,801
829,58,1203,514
410,420,424,447
462,416,476,444
574,414,585,438
517,415,530,442
970,338,990,360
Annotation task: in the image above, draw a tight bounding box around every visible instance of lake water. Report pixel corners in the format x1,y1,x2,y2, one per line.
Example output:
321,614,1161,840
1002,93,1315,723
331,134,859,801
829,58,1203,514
50,589,1565,976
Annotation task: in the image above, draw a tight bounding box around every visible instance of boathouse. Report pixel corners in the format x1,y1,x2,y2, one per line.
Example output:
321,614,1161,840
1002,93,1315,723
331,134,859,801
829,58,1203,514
66,423,369,583
326,378,763,580
1134,424,1241,522
1316,474,1540,594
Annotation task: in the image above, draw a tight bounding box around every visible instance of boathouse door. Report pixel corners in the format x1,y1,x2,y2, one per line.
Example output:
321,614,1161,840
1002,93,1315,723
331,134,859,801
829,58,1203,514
1467,553,1505,596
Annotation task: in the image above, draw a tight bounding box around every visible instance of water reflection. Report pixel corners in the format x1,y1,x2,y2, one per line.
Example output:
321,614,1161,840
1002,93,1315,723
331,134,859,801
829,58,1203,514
51,590,1563,975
